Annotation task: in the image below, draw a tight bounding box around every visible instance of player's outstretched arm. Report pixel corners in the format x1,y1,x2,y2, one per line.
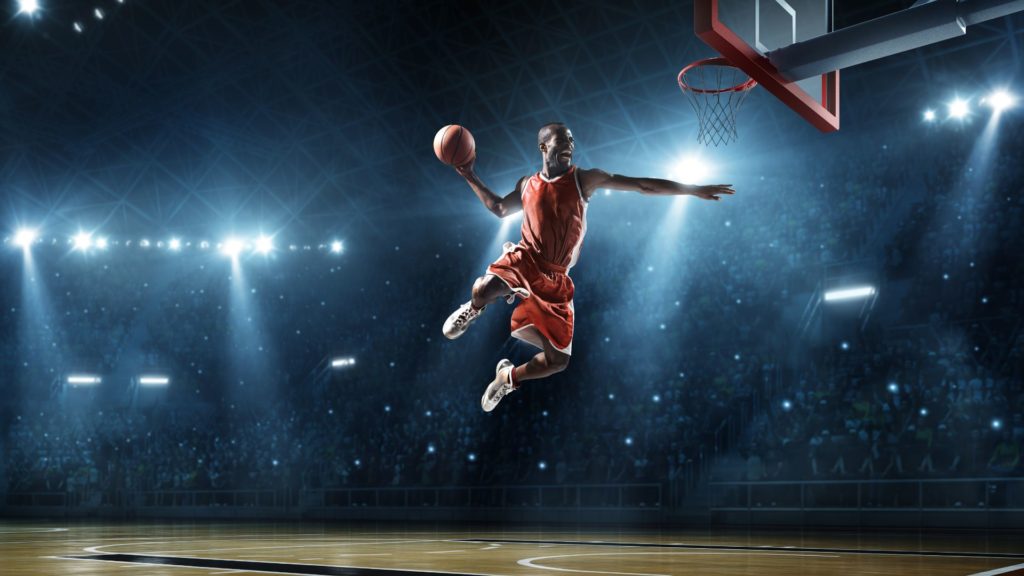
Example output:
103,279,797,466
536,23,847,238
578,168,734,201
455,159,524,218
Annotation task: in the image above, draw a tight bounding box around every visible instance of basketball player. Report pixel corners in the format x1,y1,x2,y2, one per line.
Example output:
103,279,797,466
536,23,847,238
443,123,734,411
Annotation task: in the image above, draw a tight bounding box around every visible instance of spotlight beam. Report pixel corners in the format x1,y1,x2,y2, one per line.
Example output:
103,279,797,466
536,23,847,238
948,98,969,119
221,237,244,258
14,228,38,248
985,89,1016,113
73,232,93,251
17,0,39,15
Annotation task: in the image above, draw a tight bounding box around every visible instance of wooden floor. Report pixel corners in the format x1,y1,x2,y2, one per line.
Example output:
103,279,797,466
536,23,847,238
2,521,1023,576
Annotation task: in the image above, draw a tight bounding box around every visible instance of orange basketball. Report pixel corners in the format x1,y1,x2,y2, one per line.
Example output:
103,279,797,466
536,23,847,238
433,125,475,167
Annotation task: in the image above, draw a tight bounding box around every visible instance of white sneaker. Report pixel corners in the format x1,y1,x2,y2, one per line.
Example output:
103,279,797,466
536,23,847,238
481,359,515,412
443,301,484,340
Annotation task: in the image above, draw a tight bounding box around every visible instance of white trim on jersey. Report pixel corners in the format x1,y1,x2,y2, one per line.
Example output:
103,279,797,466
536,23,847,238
537,170,570,183
566,168,588,272
573,168,587,204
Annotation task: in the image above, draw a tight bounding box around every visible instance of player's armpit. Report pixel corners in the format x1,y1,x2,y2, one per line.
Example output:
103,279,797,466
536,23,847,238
495,189,523,217
494,176,526,218
577,168,618,198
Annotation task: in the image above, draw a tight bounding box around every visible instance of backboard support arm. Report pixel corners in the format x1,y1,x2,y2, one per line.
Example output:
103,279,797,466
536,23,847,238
769,0,1024,82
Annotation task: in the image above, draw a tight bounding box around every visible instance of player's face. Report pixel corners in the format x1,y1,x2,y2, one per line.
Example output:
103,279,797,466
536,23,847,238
541,128,575,171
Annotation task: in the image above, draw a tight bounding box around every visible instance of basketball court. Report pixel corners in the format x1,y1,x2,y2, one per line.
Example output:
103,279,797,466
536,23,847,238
2,522,1023,575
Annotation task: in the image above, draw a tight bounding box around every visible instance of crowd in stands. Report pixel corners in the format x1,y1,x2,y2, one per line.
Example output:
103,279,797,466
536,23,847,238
737,127,1024,482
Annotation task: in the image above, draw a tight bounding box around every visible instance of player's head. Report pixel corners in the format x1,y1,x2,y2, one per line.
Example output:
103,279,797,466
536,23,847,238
538,122,574,173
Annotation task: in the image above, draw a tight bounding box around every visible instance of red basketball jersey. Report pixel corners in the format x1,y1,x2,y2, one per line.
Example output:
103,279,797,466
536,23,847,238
518,166,588,271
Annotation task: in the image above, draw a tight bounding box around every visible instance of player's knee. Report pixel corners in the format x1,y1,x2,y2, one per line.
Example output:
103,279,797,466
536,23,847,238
471,276,490,299
549,352,570,373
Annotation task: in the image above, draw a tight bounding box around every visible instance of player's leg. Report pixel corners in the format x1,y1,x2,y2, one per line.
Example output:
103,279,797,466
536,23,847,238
443,274,511,340
512,335,570,383
471,274,511,309
481,335,569,412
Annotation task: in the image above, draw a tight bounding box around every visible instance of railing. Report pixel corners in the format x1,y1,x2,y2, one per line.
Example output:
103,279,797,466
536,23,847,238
133,489,295,509
4,491,69,507
4,483,663,514
304,483,662,510
709,477,1024,512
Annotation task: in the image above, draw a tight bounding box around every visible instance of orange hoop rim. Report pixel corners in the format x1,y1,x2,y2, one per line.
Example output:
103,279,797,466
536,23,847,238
678,57,757,94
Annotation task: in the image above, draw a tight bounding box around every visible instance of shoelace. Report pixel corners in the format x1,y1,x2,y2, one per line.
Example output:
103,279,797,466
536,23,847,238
490,380,511,404
456,306,477,325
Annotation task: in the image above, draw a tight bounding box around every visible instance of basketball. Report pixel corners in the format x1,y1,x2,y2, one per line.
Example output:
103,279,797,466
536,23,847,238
433,124,475,167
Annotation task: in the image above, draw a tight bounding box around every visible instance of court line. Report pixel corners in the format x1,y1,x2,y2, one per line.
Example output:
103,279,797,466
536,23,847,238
58,553,510,576
967,563,1024,576
425,550,468,554
83,537,444,555
518,551,840,576
3,532,368,546
145,540,436,555
458,538,1024,560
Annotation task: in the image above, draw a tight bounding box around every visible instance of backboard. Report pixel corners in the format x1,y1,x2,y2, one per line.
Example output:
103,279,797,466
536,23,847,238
695,0,840,132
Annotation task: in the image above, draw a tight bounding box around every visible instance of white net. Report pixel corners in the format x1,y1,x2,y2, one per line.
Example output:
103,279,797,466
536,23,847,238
678,61,756,147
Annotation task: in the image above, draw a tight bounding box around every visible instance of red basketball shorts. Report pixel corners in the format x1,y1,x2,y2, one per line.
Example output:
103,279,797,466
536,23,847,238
486,242,575,355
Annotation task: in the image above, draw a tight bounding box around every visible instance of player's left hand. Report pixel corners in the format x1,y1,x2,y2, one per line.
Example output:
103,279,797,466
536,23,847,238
454,155,477,178
691,184,734,201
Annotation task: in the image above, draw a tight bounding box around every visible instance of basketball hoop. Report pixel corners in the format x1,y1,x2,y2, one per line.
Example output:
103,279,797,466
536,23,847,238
678,57,757,147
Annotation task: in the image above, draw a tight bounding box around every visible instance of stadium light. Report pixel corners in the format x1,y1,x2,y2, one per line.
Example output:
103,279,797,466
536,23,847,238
983,90,1016,113
330,240,343,254
14,227,38,248
255,235,274,255
73,21,83,33
670,153,713,184
331,357,356,368
948,97,969,119
93,7,103,19
138,375,170,386
823,286,876,302
17,0,39,15
168,238,181,251
72,232,93,251
923,109,936,122
221,237,243,258
67,374,102,385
